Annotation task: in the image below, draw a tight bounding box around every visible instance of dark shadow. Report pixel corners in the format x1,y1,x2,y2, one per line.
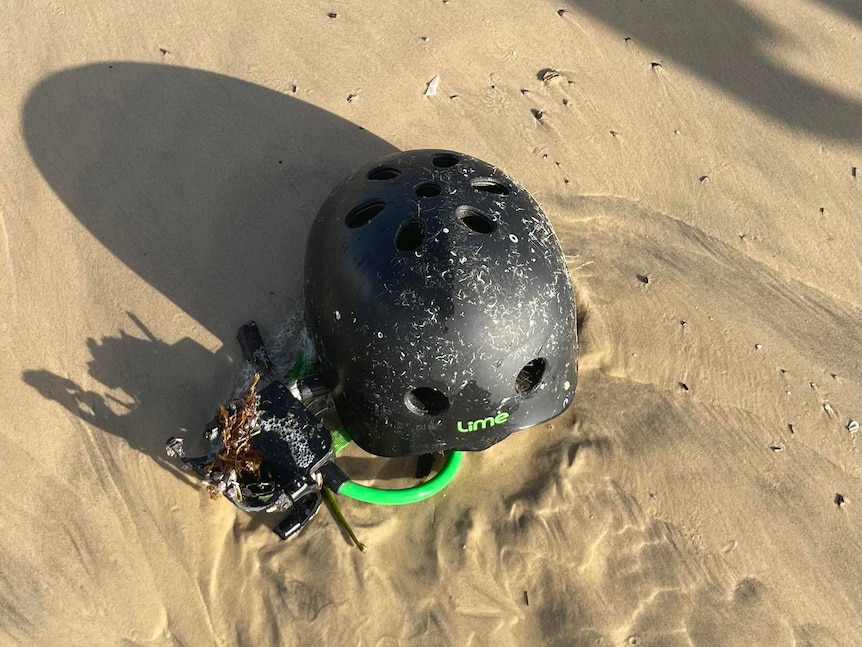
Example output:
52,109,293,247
565,0,861,144
335,452,445,483
21,63,396,479
23,313,223,471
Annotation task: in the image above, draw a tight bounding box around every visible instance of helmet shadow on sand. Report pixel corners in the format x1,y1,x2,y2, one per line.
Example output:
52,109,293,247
20,63,397,480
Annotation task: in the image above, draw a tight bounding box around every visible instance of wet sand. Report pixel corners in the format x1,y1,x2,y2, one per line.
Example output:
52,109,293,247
1,1,859,645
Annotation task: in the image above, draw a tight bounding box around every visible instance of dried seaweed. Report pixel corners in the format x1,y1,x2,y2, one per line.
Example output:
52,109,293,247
204,374,265,500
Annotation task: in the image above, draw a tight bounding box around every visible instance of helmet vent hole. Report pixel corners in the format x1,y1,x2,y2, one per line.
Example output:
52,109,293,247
405,387,449,416
456,206,496,234
416,182,442,198
345,201,385,228
396,219,425,251
432,154,460,168
471,178,510,195
516,358,547,395
367,166,401,180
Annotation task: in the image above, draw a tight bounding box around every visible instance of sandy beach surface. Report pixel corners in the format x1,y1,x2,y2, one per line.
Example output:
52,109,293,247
2,1,860,645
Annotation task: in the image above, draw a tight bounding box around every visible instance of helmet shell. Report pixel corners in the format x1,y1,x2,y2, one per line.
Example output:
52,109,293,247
304,150,577,457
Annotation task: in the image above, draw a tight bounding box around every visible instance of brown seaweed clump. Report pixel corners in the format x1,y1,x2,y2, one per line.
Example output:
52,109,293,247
204,374,265,500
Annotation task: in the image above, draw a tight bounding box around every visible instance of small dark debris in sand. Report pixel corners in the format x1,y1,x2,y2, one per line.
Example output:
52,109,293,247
852,166,857,178
159,48,170,56
610,130,620,138
564,178,570,185
651,61,663,70
557,8,566,16
562,98,570,106
288,84,297,93
636,273,650,284
531,108,544,121
678,382,690,392
523,590,530,606
680,320,688,327
625,37,632,42
327,12,337,18
835,493,846,508
539,68,560,82
520,88,530,95
788,423,796,434
347,93,357,103
769,444,784,453
420,36,430,42
699,175,710,184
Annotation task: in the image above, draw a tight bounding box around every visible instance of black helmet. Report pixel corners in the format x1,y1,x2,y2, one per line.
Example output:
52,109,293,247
304,150,577,457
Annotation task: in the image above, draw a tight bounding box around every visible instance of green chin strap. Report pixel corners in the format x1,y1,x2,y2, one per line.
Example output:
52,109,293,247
289,354,463,506
329,427,464,505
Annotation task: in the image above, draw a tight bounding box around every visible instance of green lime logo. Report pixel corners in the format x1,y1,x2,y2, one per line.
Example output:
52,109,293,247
457,412,509,433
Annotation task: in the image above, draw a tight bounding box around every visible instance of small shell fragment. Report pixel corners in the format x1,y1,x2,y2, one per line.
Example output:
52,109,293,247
823,402,836,417
425,75,440,96
847,420,860,432
754,343,763,350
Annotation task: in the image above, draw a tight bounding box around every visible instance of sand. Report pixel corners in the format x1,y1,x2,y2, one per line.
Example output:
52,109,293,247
1,1,859,645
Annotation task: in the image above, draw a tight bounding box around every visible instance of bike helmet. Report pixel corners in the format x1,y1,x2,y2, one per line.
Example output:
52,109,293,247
304,149,577,457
